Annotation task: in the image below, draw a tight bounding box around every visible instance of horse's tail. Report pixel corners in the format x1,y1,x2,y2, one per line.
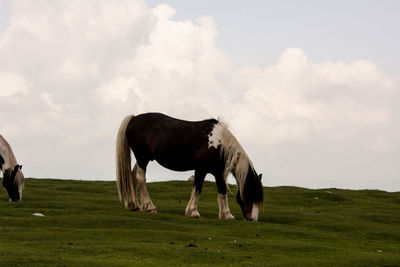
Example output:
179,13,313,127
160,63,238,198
116,114,135,208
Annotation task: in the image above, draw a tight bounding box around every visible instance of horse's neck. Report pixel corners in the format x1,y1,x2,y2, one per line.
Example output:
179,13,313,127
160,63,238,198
0,136,16,170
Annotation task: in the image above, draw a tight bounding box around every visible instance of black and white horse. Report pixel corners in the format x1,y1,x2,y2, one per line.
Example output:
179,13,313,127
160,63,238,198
0,135,24,202
115,113,263,221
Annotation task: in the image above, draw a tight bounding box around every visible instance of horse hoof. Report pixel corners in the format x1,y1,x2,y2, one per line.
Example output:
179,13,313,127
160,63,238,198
141,203,157,213
186,209,200,218
127,202,140,211
220,212,235,220
129,204,141,211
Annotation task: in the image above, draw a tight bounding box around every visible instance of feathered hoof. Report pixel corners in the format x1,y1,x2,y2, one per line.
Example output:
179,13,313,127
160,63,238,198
219,211,235,220
127,201,141,211
186,209,200,218
140,202,157,213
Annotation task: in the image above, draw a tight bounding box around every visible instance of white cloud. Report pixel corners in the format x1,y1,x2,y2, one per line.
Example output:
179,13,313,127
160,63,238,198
0,72,30,97
231,48,394,146
41,92,62,112
0,0,399,190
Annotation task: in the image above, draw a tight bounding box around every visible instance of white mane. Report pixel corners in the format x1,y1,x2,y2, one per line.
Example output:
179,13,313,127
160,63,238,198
0,134,17,170
216,122,253,196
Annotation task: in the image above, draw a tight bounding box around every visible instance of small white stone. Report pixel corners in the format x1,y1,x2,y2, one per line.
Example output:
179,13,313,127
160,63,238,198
32,213,45,217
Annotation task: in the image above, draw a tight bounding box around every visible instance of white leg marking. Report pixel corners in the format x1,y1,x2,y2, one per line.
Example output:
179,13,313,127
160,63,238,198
185,187,200,218
218,194,235,220
126,167,140,210
136,165,146,184
136,166,157,212
251,203,259,221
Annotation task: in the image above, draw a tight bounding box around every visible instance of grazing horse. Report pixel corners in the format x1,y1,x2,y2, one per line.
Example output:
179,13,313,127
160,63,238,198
115,113,263,221
0,135,24,202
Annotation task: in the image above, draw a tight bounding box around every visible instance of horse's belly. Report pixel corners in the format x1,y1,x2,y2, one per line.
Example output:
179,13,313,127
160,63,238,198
155,154,195,172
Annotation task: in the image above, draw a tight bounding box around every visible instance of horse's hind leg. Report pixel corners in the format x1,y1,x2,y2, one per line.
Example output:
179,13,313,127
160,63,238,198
135,163,157,213
127,165,140,210
185,170,206,218
216,174,235,220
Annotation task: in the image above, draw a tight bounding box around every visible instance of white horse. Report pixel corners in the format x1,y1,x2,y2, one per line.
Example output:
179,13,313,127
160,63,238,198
0,135,24,202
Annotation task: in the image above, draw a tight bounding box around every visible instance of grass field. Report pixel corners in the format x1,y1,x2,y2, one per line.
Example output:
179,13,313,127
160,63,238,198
0,178,400,266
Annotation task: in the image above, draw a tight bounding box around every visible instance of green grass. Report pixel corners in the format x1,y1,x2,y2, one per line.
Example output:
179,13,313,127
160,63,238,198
1,178,400,266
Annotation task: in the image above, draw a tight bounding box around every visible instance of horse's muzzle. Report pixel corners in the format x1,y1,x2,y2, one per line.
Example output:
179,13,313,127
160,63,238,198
9,195,21,202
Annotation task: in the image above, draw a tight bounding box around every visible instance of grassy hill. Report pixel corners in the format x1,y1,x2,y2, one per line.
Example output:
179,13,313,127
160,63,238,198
0,178,400,266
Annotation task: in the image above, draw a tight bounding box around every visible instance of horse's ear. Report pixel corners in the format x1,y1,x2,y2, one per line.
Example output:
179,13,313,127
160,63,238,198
259,174,262,180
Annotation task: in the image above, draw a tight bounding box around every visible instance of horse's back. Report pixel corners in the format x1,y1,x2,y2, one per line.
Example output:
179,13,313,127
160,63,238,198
126,113,217,141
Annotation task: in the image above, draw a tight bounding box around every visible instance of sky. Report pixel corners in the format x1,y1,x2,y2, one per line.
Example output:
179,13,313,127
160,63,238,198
0,0,399,191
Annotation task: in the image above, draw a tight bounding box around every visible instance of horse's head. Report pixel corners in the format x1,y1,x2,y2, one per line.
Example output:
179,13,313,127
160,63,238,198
2,165,24,202
236,169,263,221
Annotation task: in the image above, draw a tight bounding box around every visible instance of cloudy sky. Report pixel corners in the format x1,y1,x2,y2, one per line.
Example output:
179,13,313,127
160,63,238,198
1,0,399,191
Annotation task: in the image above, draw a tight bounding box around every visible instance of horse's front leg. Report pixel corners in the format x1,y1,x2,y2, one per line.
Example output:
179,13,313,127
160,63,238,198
216,173,235,220
185,170,206,218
